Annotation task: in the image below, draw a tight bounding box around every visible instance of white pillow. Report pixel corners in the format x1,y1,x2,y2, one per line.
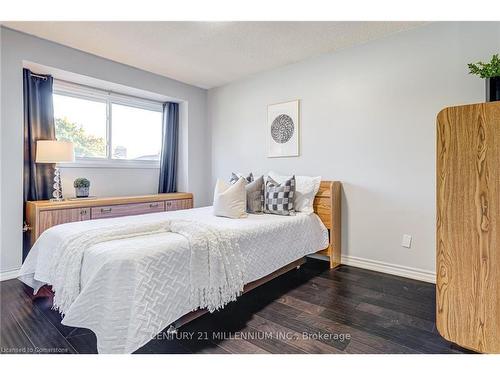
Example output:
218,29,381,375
213,177,248,218
267,171,321,214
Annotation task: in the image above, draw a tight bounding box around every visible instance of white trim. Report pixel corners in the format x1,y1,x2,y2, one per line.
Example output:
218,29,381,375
0,268,20,281
59,160,160,169
54,79,164,110
342,255,436,283
307,254,436,284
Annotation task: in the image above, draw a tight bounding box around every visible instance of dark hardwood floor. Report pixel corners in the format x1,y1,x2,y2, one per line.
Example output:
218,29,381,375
0,259,472,354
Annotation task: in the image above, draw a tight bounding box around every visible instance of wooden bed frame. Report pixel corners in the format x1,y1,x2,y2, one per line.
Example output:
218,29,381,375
313,181,342,269
170,180,342,331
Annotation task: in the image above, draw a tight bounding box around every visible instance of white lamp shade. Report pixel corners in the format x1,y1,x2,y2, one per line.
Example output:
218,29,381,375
35,140,75,163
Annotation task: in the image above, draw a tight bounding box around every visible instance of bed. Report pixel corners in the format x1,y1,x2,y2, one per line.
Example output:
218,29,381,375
18,181,341,354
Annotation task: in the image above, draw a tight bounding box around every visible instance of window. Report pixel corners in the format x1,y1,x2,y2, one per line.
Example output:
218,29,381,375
111,104,162,161
53,94,107,158
53,81,163,167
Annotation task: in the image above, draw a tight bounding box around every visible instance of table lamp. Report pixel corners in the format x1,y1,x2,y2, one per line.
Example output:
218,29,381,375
35,140,75,201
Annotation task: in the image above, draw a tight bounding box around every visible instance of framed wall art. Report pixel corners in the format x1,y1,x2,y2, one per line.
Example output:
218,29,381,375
267,100,299,157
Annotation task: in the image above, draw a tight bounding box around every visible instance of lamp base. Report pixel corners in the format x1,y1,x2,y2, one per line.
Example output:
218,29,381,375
52,167,64,200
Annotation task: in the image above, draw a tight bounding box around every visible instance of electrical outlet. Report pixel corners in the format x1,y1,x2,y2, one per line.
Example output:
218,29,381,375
402,234,412,248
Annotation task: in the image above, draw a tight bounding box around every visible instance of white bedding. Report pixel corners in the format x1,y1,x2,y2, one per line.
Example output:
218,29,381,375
19,206,329,354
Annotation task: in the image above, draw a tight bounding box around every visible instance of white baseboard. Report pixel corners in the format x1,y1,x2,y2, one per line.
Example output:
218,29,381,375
0,268,20,281
341,255,436,284
308,254,436,284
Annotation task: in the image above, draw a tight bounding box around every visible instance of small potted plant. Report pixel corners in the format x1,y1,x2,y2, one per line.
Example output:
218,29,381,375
468,54,500,102
74,177,90,198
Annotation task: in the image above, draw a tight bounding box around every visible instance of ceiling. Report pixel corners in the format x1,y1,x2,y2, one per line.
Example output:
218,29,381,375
4,22,424,89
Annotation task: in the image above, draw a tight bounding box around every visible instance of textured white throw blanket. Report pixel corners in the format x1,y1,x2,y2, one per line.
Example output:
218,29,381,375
49,219,245,315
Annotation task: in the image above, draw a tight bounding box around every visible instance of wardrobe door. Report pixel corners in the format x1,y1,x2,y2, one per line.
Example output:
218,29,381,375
436,102,500,353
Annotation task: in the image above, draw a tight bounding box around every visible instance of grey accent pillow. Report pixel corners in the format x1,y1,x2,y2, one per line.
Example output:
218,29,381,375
264,176,296,216
245,175,264,214
230,172,254,184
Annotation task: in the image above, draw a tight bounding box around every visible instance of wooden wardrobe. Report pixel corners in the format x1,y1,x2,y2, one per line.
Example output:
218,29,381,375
436,101,500,353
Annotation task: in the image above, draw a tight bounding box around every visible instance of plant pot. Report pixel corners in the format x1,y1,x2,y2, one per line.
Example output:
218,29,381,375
486,77,500,102
75,187,89,198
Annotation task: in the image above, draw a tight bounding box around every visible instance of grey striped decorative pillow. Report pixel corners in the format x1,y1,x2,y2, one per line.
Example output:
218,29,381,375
230,172,254,184
229,172,263,213
264,176,296,215
245,175,264,213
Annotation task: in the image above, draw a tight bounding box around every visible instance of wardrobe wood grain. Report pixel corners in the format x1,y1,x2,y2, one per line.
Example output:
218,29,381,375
436,101,500,353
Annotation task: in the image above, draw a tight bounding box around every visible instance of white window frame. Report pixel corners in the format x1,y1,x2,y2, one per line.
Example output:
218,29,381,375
53,80,163,169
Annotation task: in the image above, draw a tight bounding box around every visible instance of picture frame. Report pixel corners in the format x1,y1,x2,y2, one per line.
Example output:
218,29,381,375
267,99,300,158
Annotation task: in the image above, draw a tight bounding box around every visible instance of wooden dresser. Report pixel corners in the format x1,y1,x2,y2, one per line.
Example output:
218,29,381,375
26,193,193,246
436,101,499,353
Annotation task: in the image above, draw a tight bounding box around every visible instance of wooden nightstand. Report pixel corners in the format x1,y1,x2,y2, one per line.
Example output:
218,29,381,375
26,193,193,246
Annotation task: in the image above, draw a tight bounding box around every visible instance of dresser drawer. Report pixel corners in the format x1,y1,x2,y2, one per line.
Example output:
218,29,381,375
165,199,193,211
26,193,192,247
38,208,90,237
91,201,165,219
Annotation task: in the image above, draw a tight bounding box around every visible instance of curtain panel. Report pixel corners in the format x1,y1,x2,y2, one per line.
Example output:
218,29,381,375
23,68,56,259
23,68,56,202
158,102,179,193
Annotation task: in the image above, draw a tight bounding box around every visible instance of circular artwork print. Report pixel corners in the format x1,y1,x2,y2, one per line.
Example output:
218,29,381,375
271,114,295,144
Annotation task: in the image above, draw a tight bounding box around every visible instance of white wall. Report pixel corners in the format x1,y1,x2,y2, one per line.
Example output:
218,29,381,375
208,22,500,278
0,27,210,274
59,167,160,198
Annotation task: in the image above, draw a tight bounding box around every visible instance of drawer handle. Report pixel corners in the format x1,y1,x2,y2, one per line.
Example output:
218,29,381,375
101,208,112,213
80,209,87,215
166,202,172,207
149,203,159,208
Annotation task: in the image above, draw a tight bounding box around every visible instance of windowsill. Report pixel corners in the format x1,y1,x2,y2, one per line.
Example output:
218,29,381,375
58,159,160,169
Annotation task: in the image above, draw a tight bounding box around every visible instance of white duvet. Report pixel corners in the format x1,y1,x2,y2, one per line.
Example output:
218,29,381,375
19,206,329,354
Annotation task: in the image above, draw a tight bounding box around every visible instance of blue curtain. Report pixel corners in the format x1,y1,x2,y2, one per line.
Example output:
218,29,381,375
23,68,56,202
23,68,56,259
158,102,179,193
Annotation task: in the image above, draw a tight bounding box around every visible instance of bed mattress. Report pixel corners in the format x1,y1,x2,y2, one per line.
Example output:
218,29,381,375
19,206,329,353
